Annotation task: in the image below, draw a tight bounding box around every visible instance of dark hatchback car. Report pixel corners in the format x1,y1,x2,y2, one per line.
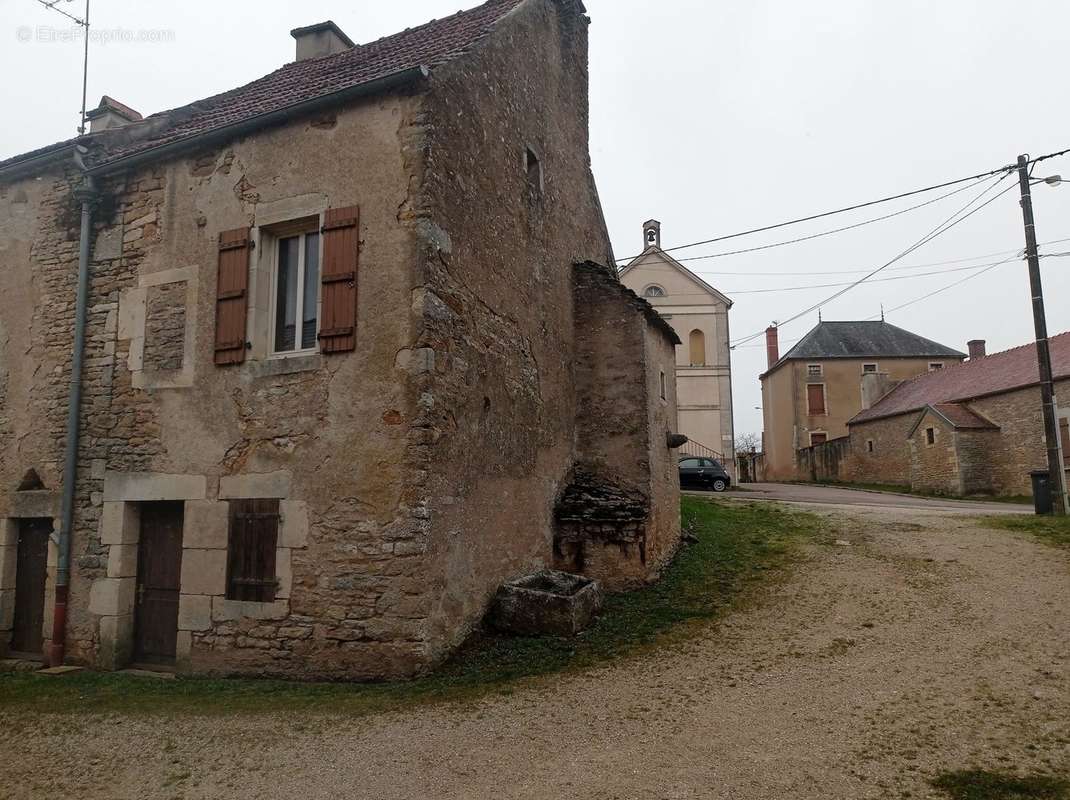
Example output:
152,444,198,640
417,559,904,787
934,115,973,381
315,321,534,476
679,456,731,492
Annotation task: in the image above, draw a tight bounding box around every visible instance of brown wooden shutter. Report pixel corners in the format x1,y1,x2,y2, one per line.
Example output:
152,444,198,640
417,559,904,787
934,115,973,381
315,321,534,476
1060,419,1070,467
807,384,826,415
214,227,251,365
226,499,279,603
318,206,359,353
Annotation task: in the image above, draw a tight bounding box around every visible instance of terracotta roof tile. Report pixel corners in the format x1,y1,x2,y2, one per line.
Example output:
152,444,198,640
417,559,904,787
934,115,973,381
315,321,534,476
1,0,528,171
930,403,998,429
851,330,1070,425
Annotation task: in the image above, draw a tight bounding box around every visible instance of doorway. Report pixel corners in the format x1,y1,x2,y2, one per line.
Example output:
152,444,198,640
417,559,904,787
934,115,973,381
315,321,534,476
11,518,51,655
134,501,184,664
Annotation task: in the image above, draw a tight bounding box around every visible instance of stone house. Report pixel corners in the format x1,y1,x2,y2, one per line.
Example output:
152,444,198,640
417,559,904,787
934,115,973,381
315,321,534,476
618,220,735,473
840,333,1070,497
760,320,965,480
0,0,683,679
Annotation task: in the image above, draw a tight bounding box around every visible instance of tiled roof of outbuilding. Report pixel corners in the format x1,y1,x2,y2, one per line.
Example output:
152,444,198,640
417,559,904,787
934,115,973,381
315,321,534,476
930,403,998,430
851,331,1070,425
0,0,538,172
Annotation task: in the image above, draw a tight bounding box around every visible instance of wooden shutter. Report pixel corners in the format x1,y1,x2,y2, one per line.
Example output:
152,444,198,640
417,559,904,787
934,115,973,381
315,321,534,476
807,384,826,415
214,227,251,365
318,205,359,353
1060,419,1070,467
226,499,279,603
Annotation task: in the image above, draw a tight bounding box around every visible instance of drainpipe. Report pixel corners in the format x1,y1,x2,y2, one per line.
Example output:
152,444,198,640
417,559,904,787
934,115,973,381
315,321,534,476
49,151,96,667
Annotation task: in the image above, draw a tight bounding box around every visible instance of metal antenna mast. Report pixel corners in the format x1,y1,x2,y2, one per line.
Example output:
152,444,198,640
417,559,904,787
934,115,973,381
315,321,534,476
34,0,90,134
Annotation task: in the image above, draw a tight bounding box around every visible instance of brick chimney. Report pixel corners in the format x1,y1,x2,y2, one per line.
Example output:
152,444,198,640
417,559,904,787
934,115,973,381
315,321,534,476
765,326,779,369
967,339,986,360
291,21,355,61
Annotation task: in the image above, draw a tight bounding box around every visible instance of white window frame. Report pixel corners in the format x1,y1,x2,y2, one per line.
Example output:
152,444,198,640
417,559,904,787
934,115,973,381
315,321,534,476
862,362,878,373
644,284,667,298
807,363,823,378
929,362,944,372
809,431,828,446
268,228,322,359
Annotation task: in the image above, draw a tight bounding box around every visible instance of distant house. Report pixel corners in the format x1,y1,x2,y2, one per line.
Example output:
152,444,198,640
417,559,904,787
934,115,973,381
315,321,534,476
760,321,966,480
619,220,736,471
842,333,1070,496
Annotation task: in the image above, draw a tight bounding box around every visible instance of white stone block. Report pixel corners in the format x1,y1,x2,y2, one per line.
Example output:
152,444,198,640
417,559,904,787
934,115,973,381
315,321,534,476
212,597,289,622
182,500,229,549
88,577,135,616
0,546,15,591
279,500,308,548
117,287,147,340
106,544,138,578
103,472,206,502
218,471,292,500
179,549,226,596
177,594,212,631
275,549,292,599
98,614,134,670
100,501,140,545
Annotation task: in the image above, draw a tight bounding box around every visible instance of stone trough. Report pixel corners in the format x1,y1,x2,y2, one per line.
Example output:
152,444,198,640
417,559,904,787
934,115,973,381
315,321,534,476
487,569,603,637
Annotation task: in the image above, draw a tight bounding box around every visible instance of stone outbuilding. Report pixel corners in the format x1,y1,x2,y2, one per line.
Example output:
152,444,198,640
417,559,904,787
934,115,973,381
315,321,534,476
0,0,683,679
800,333,1070,497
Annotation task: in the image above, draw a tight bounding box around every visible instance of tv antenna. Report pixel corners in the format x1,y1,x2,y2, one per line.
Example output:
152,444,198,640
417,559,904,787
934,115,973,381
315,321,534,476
34,0,90,134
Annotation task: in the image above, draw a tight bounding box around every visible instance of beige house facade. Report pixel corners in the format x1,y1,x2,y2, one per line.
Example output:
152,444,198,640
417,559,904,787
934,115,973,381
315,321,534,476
0,0,684,680
760,321,966,480
619,220,735,471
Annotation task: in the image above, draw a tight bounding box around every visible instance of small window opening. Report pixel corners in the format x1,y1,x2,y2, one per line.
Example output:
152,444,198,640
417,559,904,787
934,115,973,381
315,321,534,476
525,147,542,195
644,285,666,298
807,364,822,377
862,363,878,373
866,439,875,453
660,370,666,400
926,427,936,446
929,362,944,372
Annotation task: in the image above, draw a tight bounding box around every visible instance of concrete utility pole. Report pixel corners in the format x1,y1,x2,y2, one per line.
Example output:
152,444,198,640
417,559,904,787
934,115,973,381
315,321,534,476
1016,154,1069,515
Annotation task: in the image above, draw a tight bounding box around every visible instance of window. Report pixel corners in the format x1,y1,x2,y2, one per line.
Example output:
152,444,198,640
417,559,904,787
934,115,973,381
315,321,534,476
644,285,666,298
680,458,701,469
226,499,280,602
806,383,827,415
810,432,828,446
689,329,706,366
866,439,875,453
807,364,822,377
272,230,320,354
862,363,878,373
925,427,936,446
929,362,944,371
525,147,542,195
660,370,667,399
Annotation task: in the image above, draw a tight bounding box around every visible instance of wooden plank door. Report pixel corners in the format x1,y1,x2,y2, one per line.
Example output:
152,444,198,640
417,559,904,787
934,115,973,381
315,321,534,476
134,502,184,663
11,519,51,654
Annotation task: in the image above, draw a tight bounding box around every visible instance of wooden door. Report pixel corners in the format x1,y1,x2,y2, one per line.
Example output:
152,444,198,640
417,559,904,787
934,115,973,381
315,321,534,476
11,519,51,654
134,502,184,663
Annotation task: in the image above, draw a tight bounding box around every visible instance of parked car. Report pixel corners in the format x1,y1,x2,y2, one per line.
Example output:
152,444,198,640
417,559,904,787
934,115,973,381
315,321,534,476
679,456,731,492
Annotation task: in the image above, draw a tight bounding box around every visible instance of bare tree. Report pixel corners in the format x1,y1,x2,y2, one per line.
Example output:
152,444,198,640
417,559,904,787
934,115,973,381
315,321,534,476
735,432,761,454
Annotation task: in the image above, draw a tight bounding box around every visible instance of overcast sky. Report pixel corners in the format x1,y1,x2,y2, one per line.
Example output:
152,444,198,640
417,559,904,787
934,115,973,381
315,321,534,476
4,0,1069,439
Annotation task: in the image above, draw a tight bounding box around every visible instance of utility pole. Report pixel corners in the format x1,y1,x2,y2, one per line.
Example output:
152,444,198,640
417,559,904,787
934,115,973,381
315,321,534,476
1016,153,1068,515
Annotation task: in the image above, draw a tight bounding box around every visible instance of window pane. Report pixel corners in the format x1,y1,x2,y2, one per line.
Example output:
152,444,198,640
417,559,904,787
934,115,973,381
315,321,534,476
301,233,320,350
275,236,299,352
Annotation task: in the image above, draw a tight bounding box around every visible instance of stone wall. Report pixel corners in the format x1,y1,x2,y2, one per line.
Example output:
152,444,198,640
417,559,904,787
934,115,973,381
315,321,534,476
796,436,852,482
907,411,961,495
845,414,914,486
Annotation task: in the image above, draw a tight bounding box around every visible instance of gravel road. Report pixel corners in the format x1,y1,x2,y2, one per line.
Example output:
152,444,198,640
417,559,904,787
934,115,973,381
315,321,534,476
1,502,1067,799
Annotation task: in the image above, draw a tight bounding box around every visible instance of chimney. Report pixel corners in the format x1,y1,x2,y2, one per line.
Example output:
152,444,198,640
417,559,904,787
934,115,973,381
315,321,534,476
968,339,986,360
84,96,142,133
291,21,355,62
642,219,662,250
861,372,898,410
765,326,779,369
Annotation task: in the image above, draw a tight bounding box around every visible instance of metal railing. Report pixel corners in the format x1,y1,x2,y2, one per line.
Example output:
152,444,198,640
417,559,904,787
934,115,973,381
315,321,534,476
678,438,725,463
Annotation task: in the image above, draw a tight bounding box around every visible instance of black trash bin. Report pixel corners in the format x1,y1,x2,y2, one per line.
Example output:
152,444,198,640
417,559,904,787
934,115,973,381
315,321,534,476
1030,470,1053,515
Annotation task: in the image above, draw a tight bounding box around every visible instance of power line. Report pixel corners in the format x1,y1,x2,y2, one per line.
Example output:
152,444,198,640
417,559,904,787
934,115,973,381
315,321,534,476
624,176,995,265
662,236,1070,276
729,173,1017,348
615,146,1070,264
870,253,1023,319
